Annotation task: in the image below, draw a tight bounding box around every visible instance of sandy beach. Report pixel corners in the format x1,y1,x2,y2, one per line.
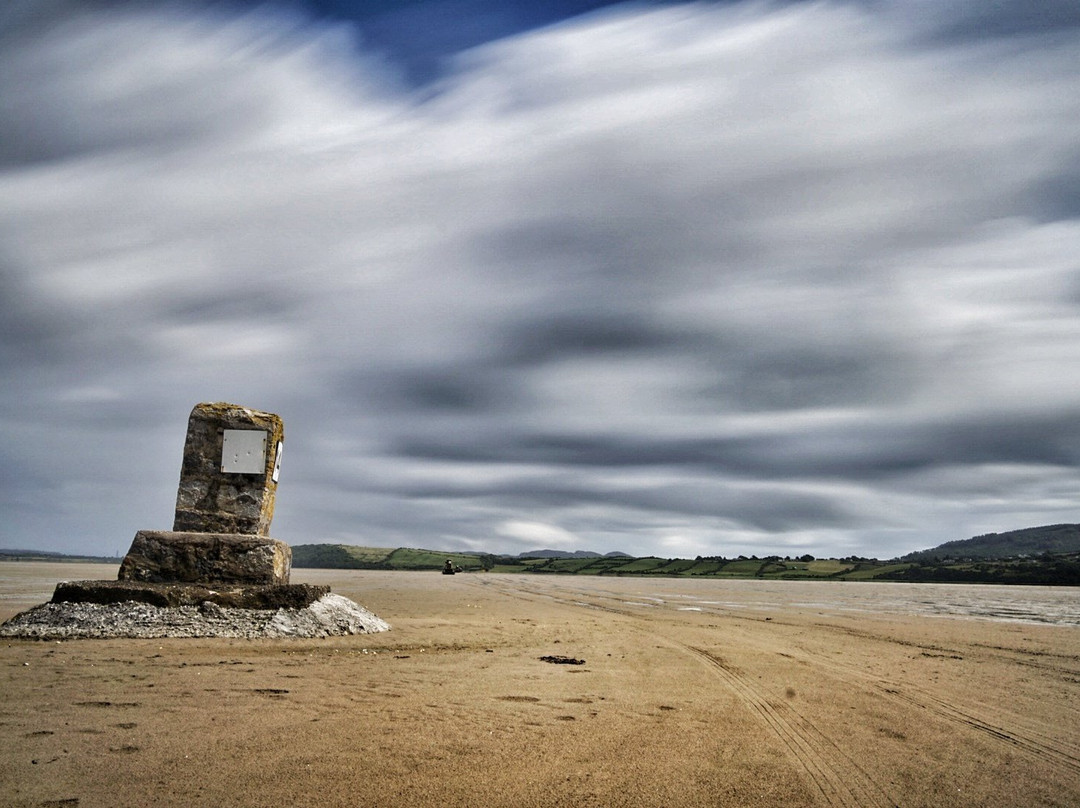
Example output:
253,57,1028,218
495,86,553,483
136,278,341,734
2,563,1078,807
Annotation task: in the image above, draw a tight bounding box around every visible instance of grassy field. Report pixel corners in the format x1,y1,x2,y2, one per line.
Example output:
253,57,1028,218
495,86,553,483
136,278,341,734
289,544,1080,584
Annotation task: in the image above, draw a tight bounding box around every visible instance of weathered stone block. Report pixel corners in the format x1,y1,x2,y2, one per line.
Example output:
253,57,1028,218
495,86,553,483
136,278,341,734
52,580,328,610
118,530,291,585
172,402,284,535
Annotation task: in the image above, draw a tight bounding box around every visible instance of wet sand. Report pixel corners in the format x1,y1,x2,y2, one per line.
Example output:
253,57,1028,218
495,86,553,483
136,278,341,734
2,563,1079,807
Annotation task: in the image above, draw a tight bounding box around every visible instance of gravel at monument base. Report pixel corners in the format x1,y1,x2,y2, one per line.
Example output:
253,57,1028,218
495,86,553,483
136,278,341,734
0,593,389,639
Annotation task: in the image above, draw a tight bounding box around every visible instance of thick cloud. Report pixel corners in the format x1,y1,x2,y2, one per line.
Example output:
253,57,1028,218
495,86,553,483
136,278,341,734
2,0,1080,559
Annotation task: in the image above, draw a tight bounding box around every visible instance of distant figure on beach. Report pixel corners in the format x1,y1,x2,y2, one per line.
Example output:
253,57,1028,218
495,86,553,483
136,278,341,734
443,559,456,575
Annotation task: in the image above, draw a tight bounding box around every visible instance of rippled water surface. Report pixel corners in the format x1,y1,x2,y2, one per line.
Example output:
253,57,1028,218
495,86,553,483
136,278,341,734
521,576,1080,627
2,562,1078,627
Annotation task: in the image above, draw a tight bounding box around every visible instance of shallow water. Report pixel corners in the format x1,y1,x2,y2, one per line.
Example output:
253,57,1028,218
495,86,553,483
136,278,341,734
0,562,122,620
2,561,1078,627
511,576,1080,627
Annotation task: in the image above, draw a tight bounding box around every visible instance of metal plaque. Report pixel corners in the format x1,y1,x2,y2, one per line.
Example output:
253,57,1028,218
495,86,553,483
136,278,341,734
221,429,267,474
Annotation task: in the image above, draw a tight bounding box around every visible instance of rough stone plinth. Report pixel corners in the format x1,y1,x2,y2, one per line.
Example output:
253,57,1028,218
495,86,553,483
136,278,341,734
118,530,291,585
52,580,328,610
173,402,284,535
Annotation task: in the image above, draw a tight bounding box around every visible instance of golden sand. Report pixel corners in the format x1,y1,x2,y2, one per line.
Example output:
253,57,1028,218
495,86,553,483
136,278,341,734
2,563,1078,807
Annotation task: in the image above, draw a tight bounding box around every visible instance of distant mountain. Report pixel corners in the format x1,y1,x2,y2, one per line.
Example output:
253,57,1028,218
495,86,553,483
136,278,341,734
517,549,602,559
903,524,1080,562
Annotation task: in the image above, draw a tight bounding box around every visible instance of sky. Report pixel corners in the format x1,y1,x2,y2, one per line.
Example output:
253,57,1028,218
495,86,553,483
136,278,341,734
3,0,1080,561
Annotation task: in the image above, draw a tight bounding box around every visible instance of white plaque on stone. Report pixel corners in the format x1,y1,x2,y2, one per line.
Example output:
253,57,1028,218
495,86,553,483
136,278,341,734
221,429,267,474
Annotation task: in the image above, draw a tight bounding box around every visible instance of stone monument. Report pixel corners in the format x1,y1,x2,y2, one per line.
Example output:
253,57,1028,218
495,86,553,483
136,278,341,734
1,401,390,637
51,402,328,610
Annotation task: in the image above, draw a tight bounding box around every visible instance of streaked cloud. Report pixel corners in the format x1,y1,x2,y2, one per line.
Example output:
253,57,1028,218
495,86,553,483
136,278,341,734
2,1,1079,559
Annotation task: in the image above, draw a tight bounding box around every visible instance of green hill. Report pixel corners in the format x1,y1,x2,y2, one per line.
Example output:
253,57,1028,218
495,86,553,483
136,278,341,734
903,524,1080,562
290,544,494,572
289,544,393,569
7,532,1079,585
288,539,1080,585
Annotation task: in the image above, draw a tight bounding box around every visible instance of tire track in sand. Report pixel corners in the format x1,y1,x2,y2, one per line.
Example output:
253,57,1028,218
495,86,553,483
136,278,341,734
875,682,1080,776
493,576,1080,782
475,577,898,808
769,634,1080,779
685,645,897,808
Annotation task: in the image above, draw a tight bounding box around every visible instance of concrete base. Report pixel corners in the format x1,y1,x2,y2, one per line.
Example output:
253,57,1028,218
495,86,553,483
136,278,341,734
118,530,291,585
52,580,329,610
